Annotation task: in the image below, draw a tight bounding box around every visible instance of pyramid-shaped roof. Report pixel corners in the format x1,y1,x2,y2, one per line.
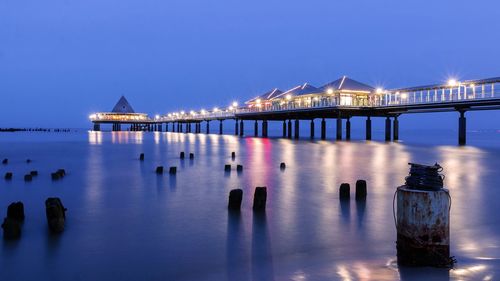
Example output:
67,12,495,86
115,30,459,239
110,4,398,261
319,76,374,93
274,83,320,99
246,88,283,103
112,96,135,113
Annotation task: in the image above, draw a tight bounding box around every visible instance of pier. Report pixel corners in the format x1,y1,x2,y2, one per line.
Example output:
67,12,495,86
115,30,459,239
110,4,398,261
90,76,500,145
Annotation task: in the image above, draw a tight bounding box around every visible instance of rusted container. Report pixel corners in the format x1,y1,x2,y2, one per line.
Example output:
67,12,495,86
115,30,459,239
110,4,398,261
396,185,451,267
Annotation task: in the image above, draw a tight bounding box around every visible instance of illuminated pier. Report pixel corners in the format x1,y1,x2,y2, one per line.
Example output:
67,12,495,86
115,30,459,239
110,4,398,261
89,76,500,145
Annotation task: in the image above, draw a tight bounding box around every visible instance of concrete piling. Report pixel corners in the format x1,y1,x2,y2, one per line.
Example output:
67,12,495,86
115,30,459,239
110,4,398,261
385,117,392,141
139,153,145,161
253,187,267,211
169,166,177,175
355,180,367,200
180,152,185,159
224,164,231,172
366,117,372,140
294,119,299,139
45,197,67,233
339,183,350,200
228,189,243,211
156,166,164,174
4,172,12,180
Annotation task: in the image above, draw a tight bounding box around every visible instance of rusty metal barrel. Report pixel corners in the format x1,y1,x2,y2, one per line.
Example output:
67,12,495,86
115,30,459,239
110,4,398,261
395,163,453,267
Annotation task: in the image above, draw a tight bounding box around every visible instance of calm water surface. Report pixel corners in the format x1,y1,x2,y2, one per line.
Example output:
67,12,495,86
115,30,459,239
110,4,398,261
0,131,499,281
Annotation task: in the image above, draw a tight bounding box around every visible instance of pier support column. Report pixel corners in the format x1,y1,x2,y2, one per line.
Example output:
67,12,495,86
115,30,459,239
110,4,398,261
287,120,292,138
93,123,100,131
158,124,163,132
393,116,399,141
219,120,223,135
346,117,351,140
310,119,315,139
366,117,372,140
206,121,210,134
239,120,244,136
178,123,181,133
336,115,342,140
294,119,300,139
385,117,392,141
234,119,239,136
321,118,326,140
255,120,259,137
458,111,466,145
262,120,268,137
282,121,286,138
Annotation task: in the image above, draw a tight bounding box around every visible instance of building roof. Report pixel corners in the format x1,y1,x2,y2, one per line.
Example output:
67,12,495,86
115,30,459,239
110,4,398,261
246,88,283,103
319,76,374,93
274,83,321,99
112,96,135,113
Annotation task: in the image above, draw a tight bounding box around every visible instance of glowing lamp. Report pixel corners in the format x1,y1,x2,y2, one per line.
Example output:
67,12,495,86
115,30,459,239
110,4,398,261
376,88,383,94
286,94,292,100
448,79,458,87
326,88,334,94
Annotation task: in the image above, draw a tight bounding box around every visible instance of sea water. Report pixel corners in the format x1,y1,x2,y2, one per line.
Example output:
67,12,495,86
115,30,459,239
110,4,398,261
0,130,499,281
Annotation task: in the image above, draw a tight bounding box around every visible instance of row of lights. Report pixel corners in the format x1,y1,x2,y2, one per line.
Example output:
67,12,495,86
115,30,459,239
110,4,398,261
160,102,239,120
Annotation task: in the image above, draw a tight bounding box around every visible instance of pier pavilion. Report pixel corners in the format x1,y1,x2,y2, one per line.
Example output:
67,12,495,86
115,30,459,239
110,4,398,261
89,96,151,131
89,76,500,145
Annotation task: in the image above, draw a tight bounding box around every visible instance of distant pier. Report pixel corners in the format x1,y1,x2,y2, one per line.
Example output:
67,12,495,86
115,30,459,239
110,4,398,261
90,76,500,145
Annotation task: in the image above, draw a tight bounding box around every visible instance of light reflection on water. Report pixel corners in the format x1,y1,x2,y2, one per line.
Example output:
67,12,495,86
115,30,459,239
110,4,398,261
0,131,499,281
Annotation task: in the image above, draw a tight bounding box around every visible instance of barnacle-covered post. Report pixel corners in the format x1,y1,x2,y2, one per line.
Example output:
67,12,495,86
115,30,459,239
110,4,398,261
396,163,453,267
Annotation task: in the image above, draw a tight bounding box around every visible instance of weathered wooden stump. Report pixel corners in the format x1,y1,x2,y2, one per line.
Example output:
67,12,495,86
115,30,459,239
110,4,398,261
45,197,67,233
280,162,286,169
156,166,164,174
253,186,267,211
236,165,243,172
189,153,194,159
4,172,13,180
231,152,236,159
355,180,367,201
30,171,38,176
339,183,350,200
1,217,21,240
139,153,144,161
2,158,8,165
224,164,231,172
180,152,185,159
228,189,243,211
24,174,32,182
169,166,177,175
7,202,25,221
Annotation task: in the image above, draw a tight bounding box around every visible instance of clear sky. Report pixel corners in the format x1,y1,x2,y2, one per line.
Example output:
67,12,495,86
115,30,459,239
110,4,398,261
1,0,499,128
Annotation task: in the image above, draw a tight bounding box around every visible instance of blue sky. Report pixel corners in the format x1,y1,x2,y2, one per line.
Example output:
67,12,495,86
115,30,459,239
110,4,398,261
1,0,499,128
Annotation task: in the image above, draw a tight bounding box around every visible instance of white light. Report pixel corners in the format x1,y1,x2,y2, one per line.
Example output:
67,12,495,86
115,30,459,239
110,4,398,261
88,114,96,120
256,98,261,104
232,101,238,107
168,113,172,117
401,93,408,99
180,111,185,115
376,88,383,94
213,107,219,112
326,88,334,94
313,97,319,101
228,106,234,110
448,79,458,87
470,83,475,88
201,109,206,115
286,94,292,100
155,114,160,119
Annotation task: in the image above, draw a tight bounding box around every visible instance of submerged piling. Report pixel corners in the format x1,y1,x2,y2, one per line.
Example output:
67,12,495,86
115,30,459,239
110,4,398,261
228,189,243,211
189,153,194,159
4,172,12,180
24,174,32,182
7,202,25,221
224,164,231,172
231,152,236,159
139,153,144,161
180,152,185,159
2,158,8,164
280,162,286,170
236,165,243,172
2,218,21,239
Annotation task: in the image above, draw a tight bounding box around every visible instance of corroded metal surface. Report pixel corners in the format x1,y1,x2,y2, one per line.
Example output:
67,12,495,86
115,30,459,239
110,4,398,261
396,185,452,267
